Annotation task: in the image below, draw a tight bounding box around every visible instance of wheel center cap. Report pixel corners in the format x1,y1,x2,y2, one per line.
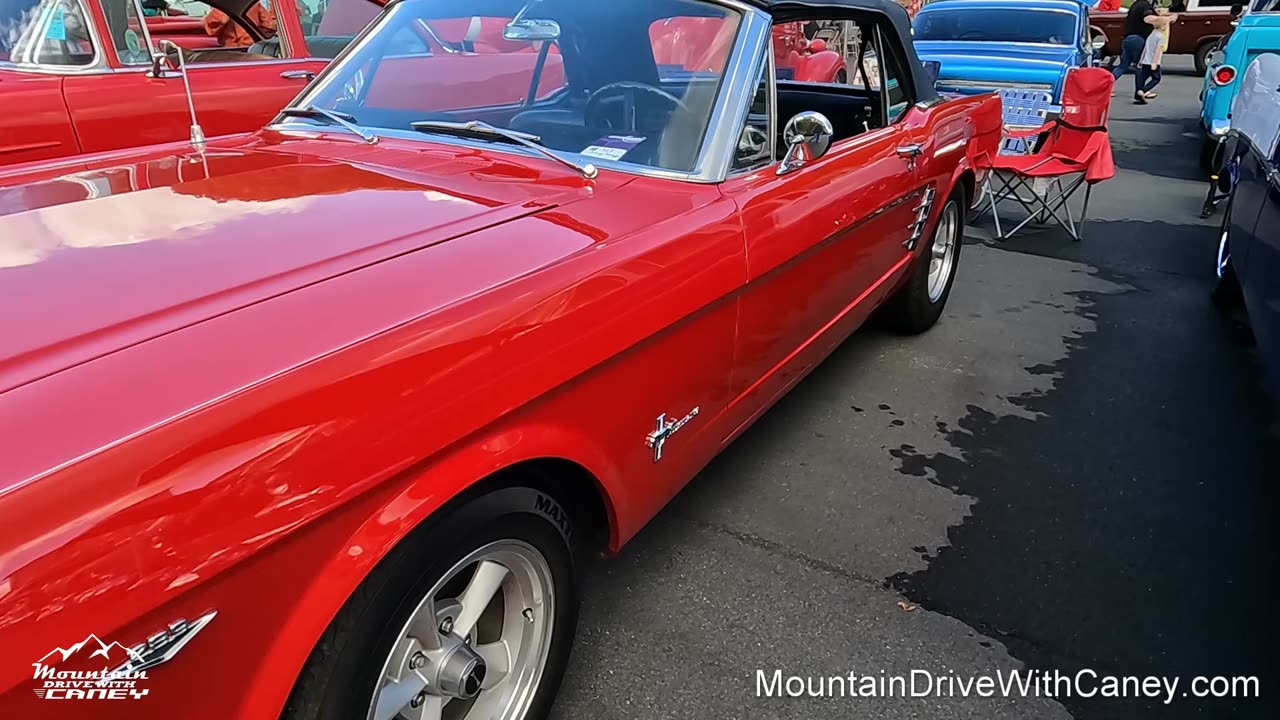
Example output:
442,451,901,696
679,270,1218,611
432,640,486,700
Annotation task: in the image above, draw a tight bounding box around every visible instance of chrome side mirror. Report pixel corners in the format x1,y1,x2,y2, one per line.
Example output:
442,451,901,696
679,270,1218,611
149,49,179,78
777,111,833,175
1090,36,1107,51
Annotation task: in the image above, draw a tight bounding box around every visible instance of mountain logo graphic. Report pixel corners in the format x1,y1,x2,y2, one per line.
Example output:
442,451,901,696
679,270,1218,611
38,634,146,666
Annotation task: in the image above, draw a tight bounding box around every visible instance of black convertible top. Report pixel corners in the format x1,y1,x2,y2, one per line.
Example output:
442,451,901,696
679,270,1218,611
746,0,937,102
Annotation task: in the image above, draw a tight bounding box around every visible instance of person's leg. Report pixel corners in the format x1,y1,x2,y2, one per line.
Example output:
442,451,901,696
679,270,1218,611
1115,35,1145,78
1112,40,1129,79
1143,65,1163,95
1135,64,1151,101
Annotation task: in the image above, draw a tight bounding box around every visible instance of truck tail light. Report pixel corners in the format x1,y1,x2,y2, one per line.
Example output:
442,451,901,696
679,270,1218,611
1213,65,1237,86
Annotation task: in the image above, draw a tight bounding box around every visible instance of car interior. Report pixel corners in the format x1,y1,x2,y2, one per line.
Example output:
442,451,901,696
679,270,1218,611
312,4,906,174
161,0,370,63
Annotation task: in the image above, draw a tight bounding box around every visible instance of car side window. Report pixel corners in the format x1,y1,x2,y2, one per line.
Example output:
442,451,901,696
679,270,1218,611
0,0,97,66
875,24,912,125
770,19,855,86
299,0,379,58
101,0,152,65
732,49,772,171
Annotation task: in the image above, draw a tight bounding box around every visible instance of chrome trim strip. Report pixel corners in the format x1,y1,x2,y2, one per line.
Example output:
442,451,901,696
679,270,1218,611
906,185,936,249
940,79,1055,90
725,21,776,176
114,58,308,72
698,7,772,182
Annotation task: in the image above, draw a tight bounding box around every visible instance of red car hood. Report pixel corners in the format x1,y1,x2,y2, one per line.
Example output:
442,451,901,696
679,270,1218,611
0,140,616,394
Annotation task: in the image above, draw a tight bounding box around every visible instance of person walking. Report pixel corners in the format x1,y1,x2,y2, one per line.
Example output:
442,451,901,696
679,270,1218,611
1112,0,1158,99
1136,5,1178,102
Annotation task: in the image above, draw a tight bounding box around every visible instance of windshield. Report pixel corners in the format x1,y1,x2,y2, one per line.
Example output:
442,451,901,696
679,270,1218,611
1253,0,1279,11
913,8,1078,45
290,0,744,174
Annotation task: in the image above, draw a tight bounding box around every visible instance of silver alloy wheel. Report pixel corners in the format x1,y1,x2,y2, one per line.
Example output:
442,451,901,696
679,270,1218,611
927,202,959,302
367,540,555,720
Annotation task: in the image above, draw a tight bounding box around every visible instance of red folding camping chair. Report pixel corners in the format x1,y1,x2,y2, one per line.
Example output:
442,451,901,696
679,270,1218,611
983,67,1116,241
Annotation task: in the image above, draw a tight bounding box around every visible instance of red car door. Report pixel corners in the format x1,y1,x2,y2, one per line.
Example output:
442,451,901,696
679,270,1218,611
0,71,80,166
719,37,923,428
62,0,328,154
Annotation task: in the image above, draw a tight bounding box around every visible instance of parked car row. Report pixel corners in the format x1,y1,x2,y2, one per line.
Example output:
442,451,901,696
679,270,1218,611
0,1,1001,718
1211,50,1280,416
1200,0,1280,167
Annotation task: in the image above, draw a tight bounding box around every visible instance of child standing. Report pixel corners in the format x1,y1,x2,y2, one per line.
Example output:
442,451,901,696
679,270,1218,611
1136,6,1178,103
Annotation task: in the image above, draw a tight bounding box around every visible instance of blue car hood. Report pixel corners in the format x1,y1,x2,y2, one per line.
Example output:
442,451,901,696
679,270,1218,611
915,40,1074,88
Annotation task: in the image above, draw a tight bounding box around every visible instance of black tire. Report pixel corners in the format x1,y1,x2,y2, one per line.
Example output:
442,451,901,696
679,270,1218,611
283,487,580,720
834,69,848,84
879,192,964,334
1194,42,1214,76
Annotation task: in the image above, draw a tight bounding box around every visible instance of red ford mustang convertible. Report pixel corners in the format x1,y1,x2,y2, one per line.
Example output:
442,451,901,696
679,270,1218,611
0,0,999,718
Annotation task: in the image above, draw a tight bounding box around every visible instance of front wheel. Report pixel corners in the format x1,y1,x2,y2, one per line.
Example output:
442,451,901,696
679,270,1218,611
283,487,580,720
879,193,963,334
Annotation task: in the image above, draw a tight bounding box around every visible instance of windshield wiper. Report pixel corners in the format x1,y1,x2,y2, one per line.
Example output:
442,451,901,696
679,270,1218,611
410,120,598,178
279,106,378,144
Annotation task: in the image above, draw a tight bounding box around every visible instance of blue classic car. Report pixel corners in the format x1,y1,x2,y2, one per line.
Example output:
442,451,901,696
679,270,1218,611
913,0,1097,103
1215,52,1280,415
1201,0,1280,168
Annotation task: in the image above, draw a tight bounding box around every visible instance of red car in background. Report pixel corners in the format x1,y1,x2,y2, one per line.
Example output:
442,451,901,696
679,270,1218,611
653,17,848,82
0,0,564,167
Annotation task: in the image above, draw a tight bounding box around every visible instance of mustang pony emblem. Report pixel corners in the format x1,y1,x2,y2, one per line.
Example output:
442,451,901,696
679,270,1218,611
645,407,700,462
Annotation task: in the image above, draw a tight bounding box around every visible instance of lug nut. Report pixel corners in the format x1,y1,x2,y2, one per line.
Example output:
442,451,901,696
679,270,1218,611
410,691,427,708
439,617,454,634
410,652,426,670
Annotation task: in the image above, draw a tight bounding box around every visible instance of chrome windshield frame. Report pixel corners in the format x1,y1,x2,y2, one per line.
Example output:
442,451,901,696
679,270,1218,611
270,0,774,184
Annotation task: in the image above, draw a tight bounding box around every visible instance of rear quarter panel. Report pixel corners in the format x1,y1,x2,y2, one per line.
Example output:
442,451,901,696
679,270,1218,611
920,91,1002,209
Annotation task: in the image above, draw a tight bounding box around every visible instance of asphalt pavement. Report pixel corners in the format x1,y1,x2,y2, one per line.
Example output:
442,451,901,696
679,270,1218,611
550,58,1278,720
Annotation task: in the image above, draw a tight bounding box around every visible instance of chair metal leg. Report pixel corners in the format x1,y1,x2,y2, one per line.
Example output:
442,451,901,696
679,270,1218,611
1077,183,1092,242
1001,173,1087,240
986,174,1004,240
